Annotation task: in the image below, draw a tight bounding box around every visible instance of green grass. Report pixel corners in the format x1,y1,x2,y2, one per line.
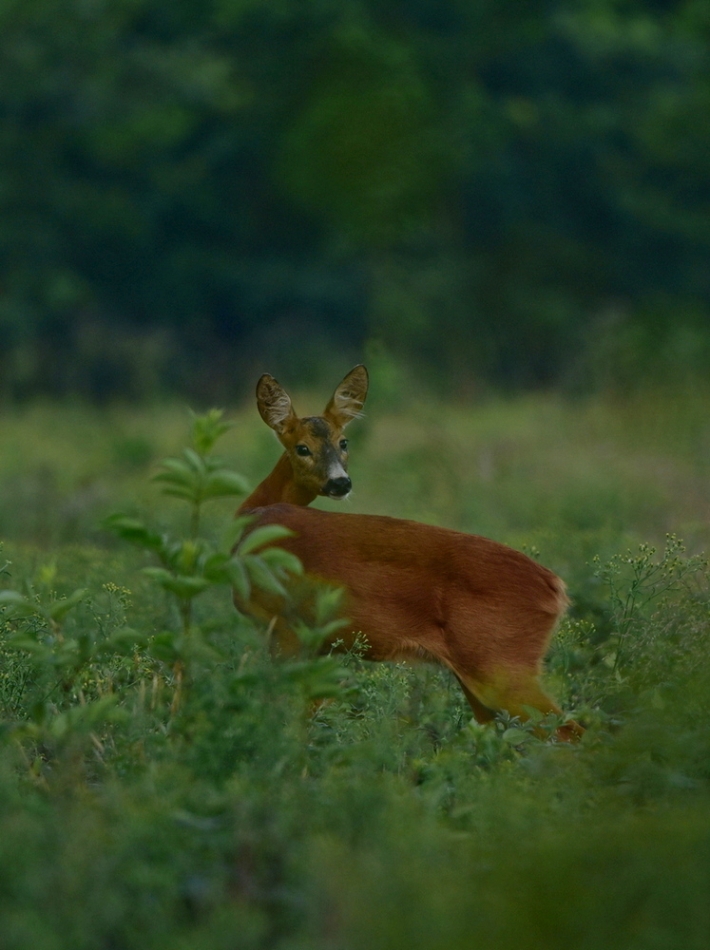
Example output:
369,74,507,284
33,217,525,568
1,387,710,949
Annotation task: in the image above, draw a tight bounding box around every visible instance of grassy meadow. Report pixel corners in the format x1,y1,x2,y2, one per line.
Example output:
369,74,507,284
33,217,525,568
1,382,710,949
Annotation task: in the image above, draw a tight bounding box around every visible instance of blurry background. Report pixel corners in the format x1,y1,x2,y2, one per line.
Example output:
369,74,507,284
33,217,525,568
2,0,710,403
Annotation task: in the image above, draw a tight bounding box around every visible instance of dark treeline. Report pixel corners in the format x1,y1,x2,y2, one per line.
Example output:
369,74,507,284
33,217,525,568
1,0,710,401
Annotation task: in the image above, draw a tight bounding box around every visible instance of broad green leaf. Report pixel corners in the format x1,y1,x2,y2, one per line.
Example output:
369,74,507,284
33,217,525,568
174,540,201,573
0,590,33,608
151,472,194,491
502,727,531,745
258,546,303,576
0,590,43,619
165,575,211,599
7,634,48,655
201,551,230,583
292,622,325,650
152,460,200,500
244,555,287,599
152,457,196,482
313,586,346,626
316,618,349,640
48,588,89,623
142,568,210,598
202,550,227,568
222,515,256,550
238,524,294,556
183,447,207,474
148,631,181,663
102,515,165,551
141,567,174,585
203,470,250,499
226,558,250,602
152,470,197,489
520,704,545,723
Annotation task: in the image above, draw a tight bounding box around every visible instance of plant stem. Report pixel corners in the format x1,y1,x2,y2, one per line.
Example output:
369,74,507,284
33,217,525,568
171,598,193,714
190,502,200,539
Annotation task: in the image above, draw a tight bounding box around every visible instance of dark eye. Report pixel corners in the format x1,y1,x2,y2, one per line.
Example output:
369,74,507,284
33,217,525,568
339,439,349,451
295,444,311,457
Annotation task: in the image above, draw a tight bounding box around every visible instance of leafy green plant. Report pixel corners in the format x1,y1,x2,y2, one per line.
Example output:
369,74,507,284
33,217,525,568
151,409,250,537
0,572,130,766
104,409,306,710
592,534,708,674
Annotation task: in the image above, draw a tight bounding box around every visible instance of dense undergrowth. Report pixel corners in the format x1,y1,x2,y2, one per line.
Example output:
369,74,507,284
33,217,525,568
1,388,710,949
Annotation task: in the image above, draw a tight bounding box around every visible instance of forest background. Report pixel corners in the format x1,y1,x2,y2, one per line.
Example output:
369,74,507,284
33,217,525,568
2,0,710,402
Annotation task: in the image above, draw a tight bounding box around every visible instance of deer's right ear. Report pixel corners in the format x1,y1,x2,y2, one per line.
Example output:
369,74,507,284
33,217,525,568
256,374,297,435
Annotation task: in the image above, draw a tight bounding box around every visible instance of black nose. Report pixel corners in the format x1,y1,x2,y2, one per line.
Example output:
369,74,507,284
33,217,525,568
324,476,351,497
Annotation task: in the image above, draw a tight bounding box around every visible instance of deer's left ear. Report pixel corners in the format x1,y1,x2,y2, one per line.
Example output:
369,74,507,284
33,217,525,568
256,374,298,436
323,364,369,428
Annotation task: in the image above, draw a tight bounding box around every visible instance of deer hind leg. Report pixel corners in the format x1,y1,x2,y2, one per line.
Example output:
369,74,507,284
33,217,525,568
454,674,497,724
456,669,584,742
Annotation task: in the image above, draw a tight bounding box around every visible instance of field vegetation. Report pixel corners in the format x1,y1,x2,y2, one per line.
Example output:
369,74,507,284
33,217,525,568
1,382,710,948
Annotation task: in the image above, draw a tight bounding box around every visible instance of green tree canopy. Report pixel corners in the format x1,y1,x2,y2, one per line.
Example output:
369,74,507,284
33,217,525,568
1,0,709,398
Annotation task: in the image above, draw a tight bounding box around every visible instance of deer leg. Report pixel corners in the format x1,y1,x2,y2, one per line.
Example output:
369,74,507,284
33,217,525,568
457,669,584,742
453,674,497,724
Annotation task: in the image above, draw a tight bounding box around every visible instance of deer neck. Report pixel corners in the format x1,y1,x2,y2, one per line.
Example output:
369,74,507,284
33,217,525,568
238,452,317,512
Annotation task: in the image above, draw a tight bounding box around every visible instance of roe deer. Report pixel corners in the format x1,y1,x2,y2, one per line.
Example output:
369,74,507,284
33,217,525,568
236,366,582,741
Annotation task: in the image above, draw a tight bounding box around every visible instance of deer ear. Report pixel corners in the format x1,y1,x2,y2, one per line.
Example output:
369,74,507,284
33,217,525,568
323,364,369,428
256,374,297,435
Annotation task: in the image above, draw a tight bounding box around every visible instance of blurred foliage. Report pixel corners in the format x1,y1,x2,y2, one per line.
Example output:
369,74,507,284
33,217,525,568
1,0,710,399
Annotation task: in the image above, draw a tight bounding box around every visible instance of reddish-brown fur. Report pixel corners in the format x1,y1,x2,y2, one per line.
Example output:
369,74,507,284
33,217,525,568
236,367,582,741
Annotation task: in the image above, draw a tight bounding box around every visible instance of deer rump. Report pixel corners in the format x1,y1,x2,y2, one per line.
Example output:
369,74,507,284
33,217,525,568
242,503,568,684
